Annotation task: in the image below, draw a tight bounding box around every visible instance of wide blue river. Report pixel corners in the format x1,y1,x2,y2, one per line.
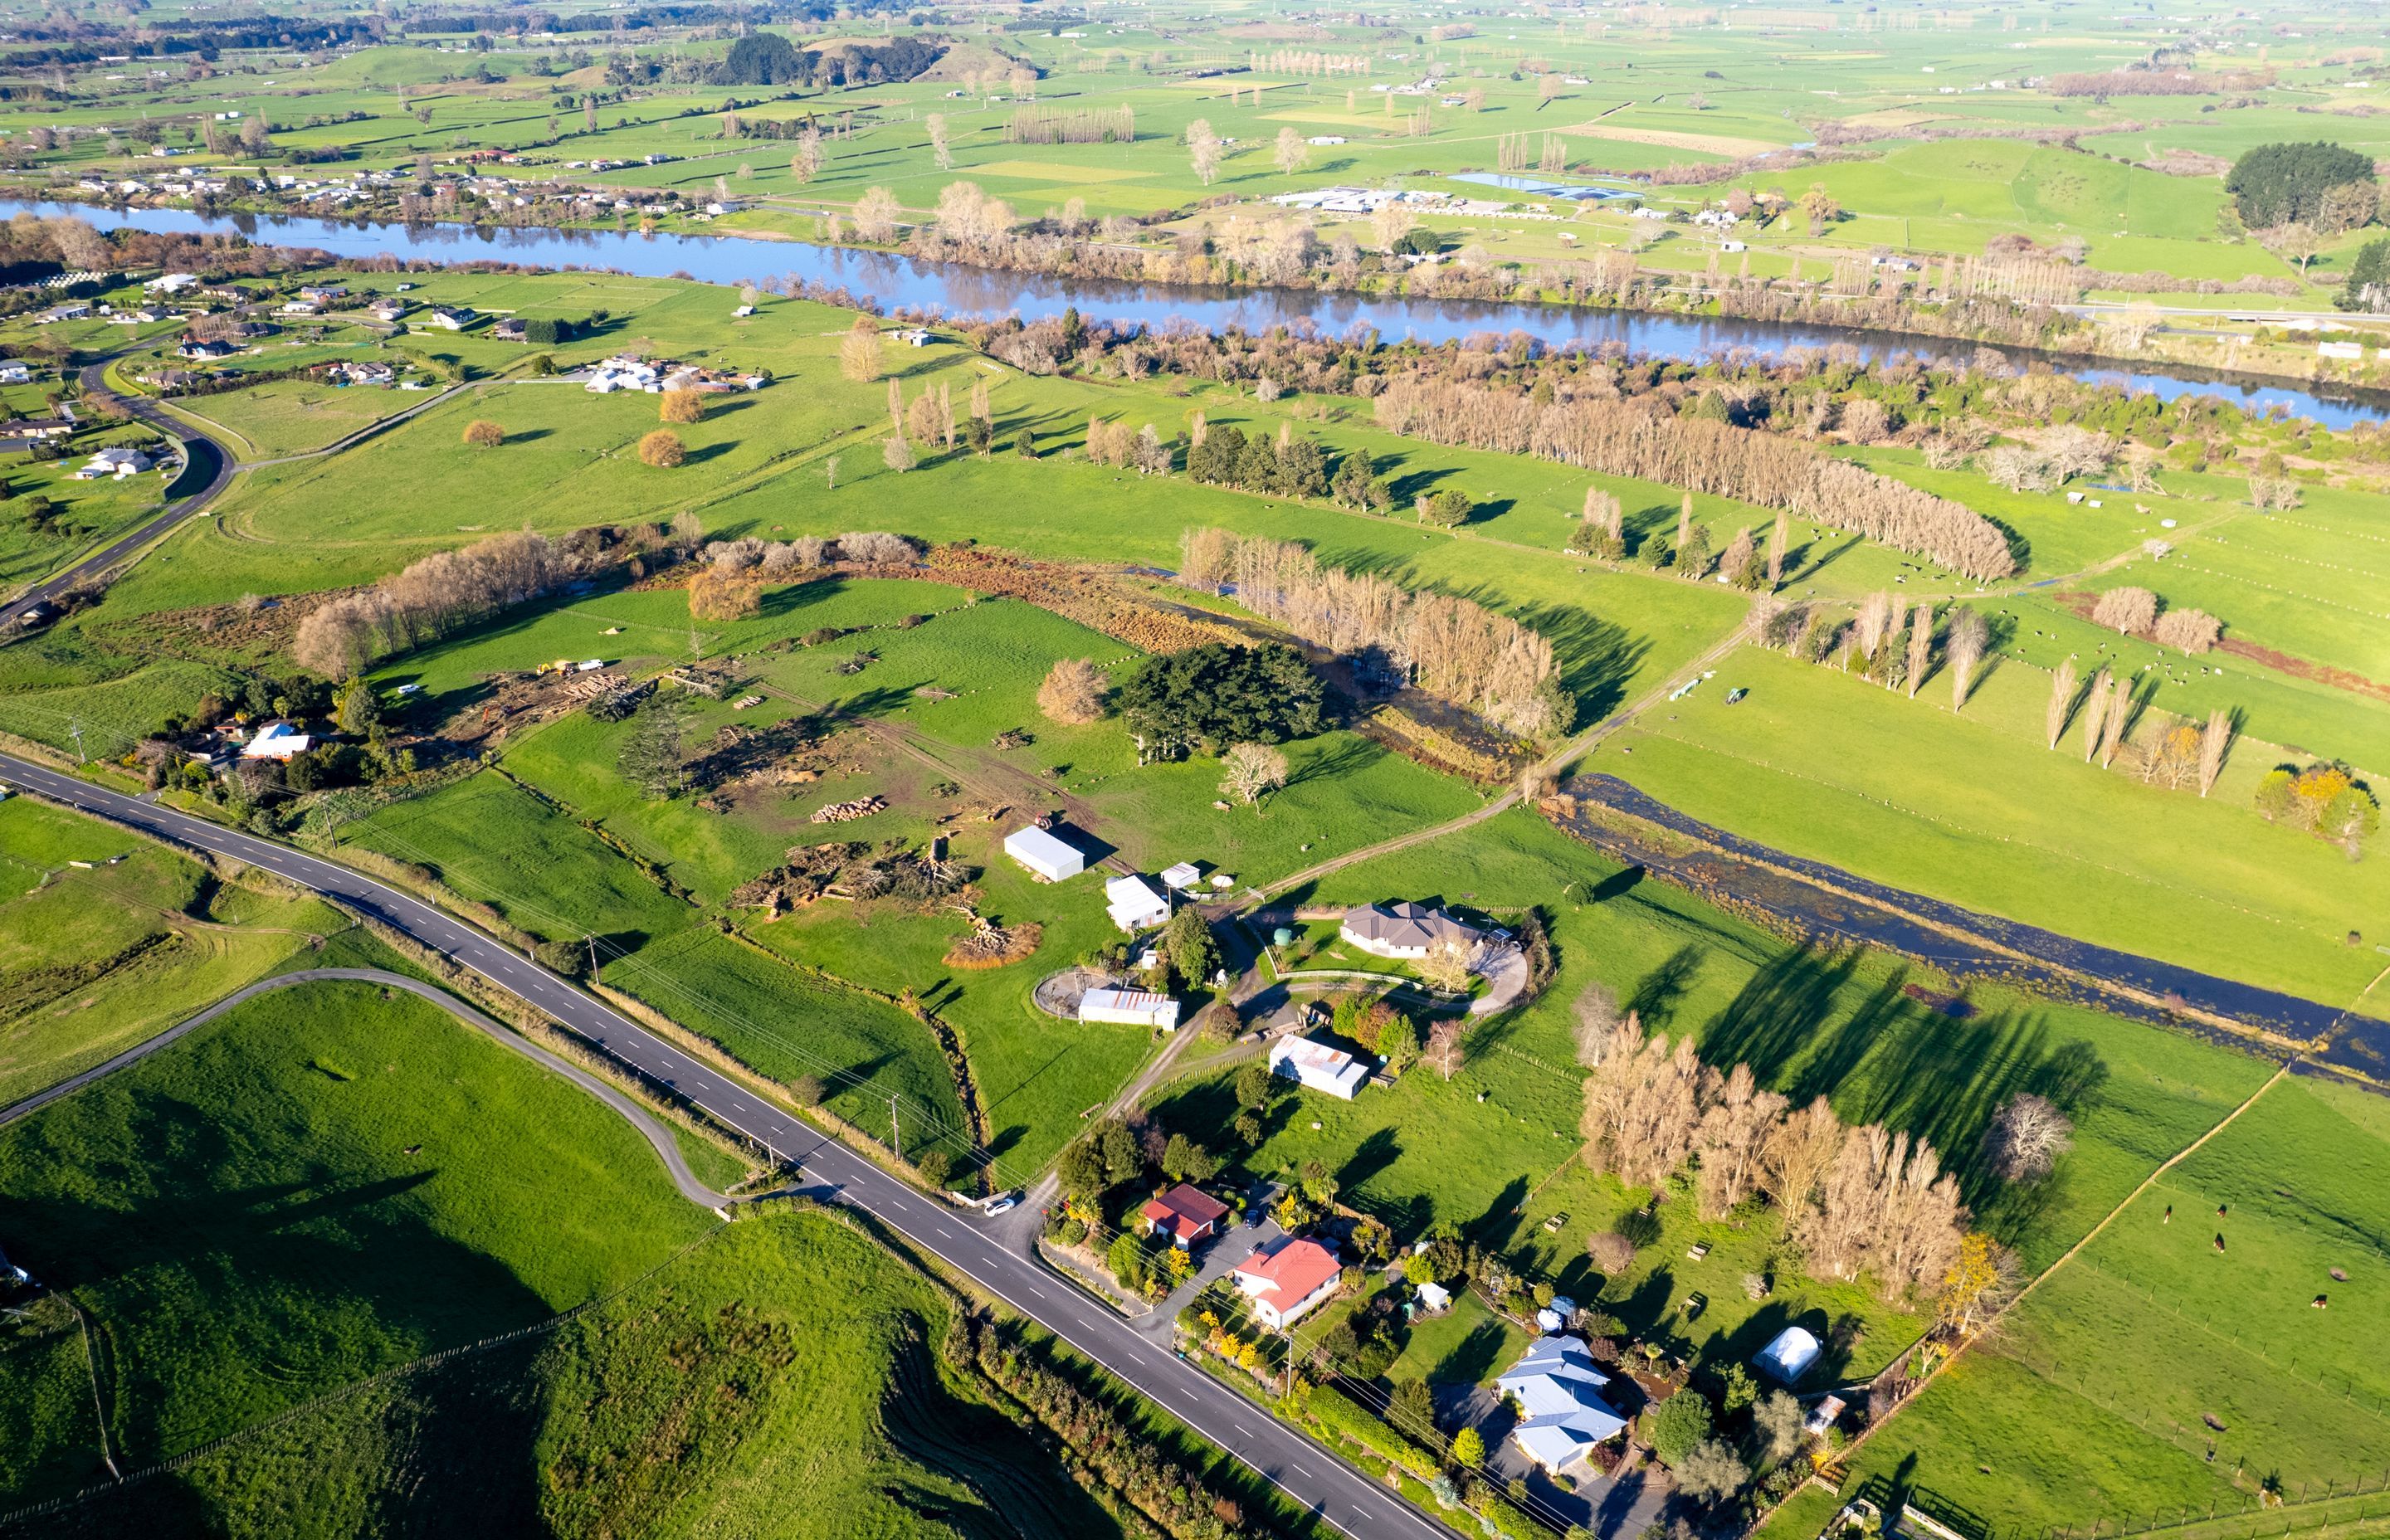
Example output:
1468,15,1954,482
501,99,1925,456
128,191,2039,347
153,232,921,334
29,198,2383,429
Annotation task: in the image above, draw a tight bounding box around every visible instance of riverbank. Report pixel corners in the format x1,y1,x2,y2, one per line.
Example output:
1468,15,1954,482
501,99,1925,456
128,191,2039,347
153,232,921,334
16,194,2387,430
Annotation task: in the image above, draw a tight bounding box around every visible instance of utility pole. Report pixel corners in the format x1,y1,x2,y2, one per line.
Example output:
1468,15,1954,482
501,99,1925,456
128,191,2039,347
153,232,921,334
69,718,85,764
889,1095,901,1162
584,933,600,984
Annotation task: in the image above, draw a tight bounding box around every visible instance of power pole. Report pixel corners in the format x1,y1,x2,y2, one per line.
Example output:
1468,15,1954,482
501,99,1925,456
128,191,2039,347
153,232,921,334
889,1095,901,1162
584,933,599,984
69,718,85,764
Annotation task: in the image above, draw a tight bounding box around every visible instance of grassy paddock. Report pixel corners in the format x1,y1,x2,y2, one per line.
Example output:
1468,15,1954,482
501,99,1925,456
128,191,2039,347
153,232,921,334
0,980,716,1506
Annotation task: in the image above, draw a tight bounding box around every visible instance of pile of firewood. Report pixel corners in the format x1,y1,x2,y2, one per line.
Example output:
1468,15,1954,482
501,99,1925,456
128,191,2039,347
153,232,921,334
810,795,886,824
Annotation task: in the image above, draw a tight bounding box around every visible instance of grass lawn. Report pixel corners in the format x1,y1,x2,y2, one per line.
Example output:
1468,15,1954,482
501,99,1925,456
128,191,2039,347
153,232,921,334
0,797,350,1109
0,979,717,1506
166,374,429,460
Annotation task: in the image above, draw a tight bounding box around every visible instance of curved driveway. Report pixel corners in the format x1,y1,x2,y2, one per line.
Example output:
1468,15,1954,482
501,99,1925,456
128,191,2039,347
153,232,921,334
0,751,1448,1540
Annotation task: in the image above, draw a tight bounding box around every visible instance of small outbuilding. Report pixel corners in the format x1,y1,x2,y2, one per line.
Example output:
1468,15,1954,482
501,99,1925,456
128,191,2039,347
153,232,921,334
1269,1036,1370,1099
1003,825,1085,881
1754,1325,1823,1385
1160,861,1202,891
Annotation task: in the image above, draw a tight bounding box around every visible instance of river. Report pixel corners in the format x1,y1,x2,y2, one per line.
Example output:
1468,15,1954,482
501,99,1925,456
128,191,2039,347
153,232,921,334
31,198,2386,430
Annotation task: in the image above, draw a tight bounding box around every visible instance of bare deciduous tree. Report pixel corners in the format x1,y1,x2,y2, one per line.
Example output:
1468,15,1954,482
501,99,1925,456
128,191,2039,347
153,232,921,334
2098,674,2130,768
2079,665,2113,763
1273,125,1309,177
851,186,901,243
925,112,952,171
1188,118,1224,185
1220,741,1290,811
839,316,880,383
1417,936,1475,994
2046,657,2078,749
1037,658,1109,724
2091,586,2158,636
1947,605,1988,714
2198,708,2235,797
1980,1093,2074,1182
1905,602,1934,699
2153,607,2221,655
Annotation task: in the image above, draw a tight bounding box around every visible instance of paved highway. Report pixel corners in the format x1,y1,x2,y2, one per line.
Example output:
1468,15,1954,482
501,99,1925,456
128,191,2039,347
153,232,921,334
0,750,1449,1540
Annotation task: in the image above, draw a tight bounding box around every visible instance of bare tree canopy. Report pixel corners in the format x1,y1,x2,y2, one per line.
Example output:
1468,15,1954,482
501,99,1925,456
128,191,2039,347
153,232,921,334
1981,1093,2074,1182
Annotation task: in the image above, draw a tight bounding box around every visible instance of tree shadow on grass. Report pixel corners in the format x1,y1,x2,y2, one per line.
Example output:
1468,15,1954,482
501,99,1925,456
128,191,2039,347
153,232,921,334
1626,943,1706,1032
1428,1318,1513,1389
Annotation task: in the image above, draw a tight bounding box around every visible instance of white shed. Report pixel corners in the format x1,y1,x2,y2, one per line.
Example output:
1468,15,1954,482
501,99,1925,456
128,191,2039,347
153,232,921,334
1004,826,1085,881
1105,874,1172,932
1079,987,1180,1030
1753,1325,1822,1384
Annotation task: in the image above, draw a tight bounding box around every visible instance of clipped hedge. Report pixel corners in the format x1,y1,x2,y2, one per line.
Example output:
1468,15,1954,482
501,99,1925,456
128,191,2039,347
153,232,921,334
1307,1384,1439,1481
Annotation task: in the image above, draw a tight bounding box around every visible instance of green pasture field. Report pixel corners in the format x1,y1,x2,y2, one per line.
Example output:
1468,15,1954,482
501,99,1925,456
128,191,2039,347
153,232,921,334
1851,1073,2390,1532
437,570,1475,1176
163,373,427,460
0,979,715,1506
2082,485,2390,688
0,797,354,1110
1149,799,2269,1285
1599,643,2390,1005
334,769,962,1152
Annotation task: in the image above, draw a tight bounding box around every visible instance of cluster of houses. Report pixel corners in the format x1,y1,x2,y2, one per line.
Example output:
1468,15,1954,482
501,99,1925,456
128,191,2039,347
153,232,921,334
581,354,768,395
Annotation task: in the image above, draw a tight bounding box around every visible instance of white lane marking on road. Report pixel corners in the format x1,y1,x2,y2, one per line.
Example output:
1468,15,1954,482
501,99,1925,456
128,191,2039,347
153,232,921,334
0,764,1399,1540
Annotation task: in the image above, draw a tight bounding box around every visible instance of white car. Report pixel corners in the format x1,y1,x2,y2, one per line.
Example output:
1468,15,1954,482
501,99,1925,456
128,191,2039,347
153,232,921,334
985,1196,1017,1216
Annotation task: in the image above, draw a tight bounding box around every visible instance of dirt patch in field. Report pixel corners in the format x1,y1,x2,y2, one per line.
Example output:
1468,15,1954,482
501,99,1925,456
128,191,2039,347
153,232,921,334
2049,589,2390,712
2218,636,2390,709
1555,122,1783,158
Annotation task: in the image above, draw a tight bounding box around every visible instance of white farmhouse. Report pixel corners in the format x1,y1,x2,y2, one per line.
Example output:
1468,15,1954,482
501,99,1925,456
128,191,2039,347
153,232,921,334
1269,1036,1369,1099
241,722,313,761
1496,1336,1628,1474
73,446,154,480
1003,825,1085,881
1339,901,1478,960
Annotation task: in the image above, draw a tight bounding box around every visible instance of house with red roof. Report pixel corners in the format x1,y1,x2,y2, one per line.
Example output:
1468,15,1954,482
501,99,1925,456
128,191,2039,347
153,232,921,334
1232,1236,1344,1329
1139,1184,1231,1249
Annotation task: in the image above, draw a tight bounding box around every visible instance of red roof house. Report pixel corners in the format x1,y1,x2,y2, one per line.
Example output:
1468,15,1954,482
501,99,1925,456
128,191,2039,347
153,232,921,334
1232,1237,1344,1328
1139,1184,1231,1248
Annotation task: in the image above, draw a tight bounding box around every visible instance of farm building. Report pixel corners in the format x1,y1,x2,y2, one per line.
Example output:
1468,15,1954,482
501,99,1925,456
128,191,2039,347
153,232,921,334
1268,1036,1369,1099
1754,1325,1822,1384
1496,1336,1628,1474
1340,901,1479,960
1105,874,1172,932
1004,826,1085,881
1232,1237,1343,1328
1139,1184,1229,1247
1079,987,1179,1030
